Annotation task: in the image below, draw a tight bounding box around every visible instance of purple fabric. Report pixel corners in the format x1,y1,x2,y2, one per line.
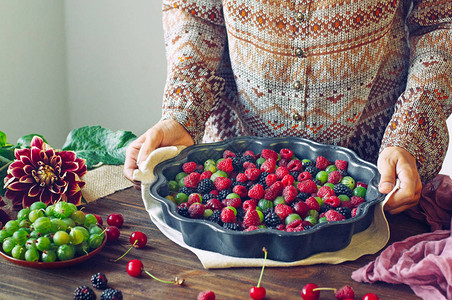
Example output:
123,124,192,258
352,175,452,300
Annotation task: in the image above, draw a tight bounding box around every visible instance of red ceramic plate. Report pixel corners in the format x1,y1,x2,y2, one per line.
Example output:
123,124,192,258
0,234,106,269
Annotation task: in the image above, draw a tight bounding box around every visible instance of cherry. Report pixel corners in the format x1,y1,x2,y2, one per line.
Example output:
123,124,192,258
111,231,148,262
94,214,103,225
126,259,184,285
107,213,124,228
105,226,120,241
249,247,267,300
362,293,379,300
301,283,320,300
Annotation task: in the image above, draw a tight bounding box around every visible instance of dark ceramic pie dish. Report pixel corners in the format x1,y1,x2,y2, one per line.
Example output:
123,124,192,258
149,137,384,262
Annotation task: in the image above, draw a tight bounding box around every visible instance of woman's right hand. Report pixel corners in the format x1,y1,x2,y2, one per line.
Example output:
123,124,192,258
123,119,194,186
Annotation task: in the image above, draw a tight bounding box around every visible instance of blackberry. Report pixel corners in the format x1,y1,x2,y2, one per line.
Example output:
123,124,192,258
179,186,196,196
303,225,313,230
289,171,300,179
73,286,96,300
264,211,282,228
302,161,315,169
319,204,332,214
289,199,300,210
338,169,348,177
335,207,352,219
242,154,256,163
236,207,246,222
223,222,242,231
258,172,270,188
333,183,353,198
201,193,215,204
91,272,108,289
100,288,123,300
197,178,214,194
313,179,322,186
304,165,320,178
217,189,232,201
177,206,190,218
296,192,310,201
262,207,274,216
231,155,244,171
207,210,223,226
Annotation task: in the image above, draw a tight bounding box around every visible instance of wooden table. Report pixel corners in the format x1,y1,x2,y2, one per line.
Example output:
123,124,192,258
0,187,428,300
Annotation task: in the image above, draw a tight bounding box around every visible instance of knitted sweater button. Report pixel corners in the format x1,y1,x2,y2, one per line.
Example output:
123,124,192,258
293,80,302,90
295,48,305,57
292,113,302,121
296,12,305,22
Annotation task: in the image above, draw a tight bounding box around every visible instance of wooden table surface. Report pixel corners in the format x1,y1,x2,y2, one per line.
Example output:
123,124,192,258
0,187,428,300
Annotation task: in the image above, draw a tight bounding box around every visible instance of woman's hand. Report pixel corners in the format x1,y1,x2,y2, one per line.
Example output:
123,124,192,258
123,119,194,186
377,146,422,214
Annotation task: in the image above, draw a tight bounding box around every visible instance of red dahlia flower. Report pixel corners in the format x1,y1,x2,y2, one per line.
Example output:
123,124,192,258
3,136,87,209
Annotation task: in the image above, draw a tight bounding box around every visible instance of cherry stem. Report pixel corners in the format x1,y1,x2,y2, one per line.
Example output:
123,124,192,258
256,247,268,288
111,240,138,262
143,270,184,285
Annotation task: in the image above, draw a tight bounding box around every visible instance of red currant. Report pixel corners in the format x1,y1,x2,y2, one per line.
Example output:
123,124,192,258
127,259,143,277
94,214,103,225
130,231,147,248
107,213,124,228
301,283,320,300
362,293,379,300
249,286,266,300
105,226,120,241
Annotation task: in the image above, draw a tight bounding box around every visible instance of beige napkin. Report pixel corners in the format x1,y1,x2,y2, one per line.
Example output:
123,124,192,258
133,146,398,269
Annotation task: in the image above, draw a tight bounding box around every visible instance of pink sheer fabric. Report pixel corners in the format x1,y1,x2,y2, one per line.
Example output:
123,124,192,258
352,175,452,300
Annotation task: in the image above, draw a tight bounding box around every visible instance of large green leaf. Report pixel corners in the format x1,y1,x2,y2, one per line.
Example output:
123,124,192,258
0,131,6,147
62,126,136,169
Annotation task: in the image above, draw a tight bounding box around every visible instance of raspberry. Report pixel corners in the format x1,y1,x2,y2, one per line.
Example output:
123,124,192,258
297,171,312,181
275,224,286,230
327,170,343,184
244,225,260,232
243,209,261,227
305,196,320,211
182,161,197,174
91,272,108,289
315,156,330,170
324,196,341,208
206,198,223,210
214,177,232,191
100,288,123,300
223,197,241,208
220,207,236,223
197,178,215,194
292,201,310,218
260,158,276,173
217,158,234,172
261,149,278,160
188,203,206,218
269,181,284,195
243,150,256,159
340,200,354,209
232,184,248,198
335,159,348,170
286,219,303,229
74,286,96,300
242,199,257,211
317,186,334,198
243,161,257,169
188,193,202,205
279,148,293,159
335,285,355,300
297,180,318,194
197,290,216,300
274,204,293,220
275,166,289,180
351,207,358,217
324,209,346,221
287,159,303,172
248,184,265,199
200,170,213,180
278,158,290,167
282,185,298,203
245,168,261,181
281,174,294,187
236,172,248,183
265,173,278,187
350,196,365,207
183,172,201,189
356,181,368,189
222,150,236,158
264,188,278,201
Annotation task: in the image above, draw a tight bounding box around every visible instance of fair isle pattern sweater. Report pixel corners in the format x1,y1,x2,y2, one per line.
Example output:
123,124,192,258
161,0,452,182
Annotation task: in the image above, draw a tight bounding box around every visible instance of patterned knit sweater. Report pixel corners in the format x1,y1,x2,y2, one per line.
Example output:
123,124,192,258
161,0,452,183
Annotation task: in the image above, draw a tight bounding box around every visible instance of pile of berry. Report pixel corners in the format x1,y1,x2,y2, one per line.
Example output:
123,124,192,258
0,201,105,262
166,148,369,232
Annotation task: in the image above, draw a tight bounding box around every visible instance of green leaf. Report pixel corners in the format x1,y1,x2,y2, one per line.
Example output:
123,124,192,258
62,126,136,169
0,131,6,147
16,134,47,149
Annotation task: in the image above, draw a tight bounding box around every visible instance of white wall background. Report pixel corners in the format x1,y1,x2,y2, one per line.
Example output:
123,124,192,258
0,1,451,176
